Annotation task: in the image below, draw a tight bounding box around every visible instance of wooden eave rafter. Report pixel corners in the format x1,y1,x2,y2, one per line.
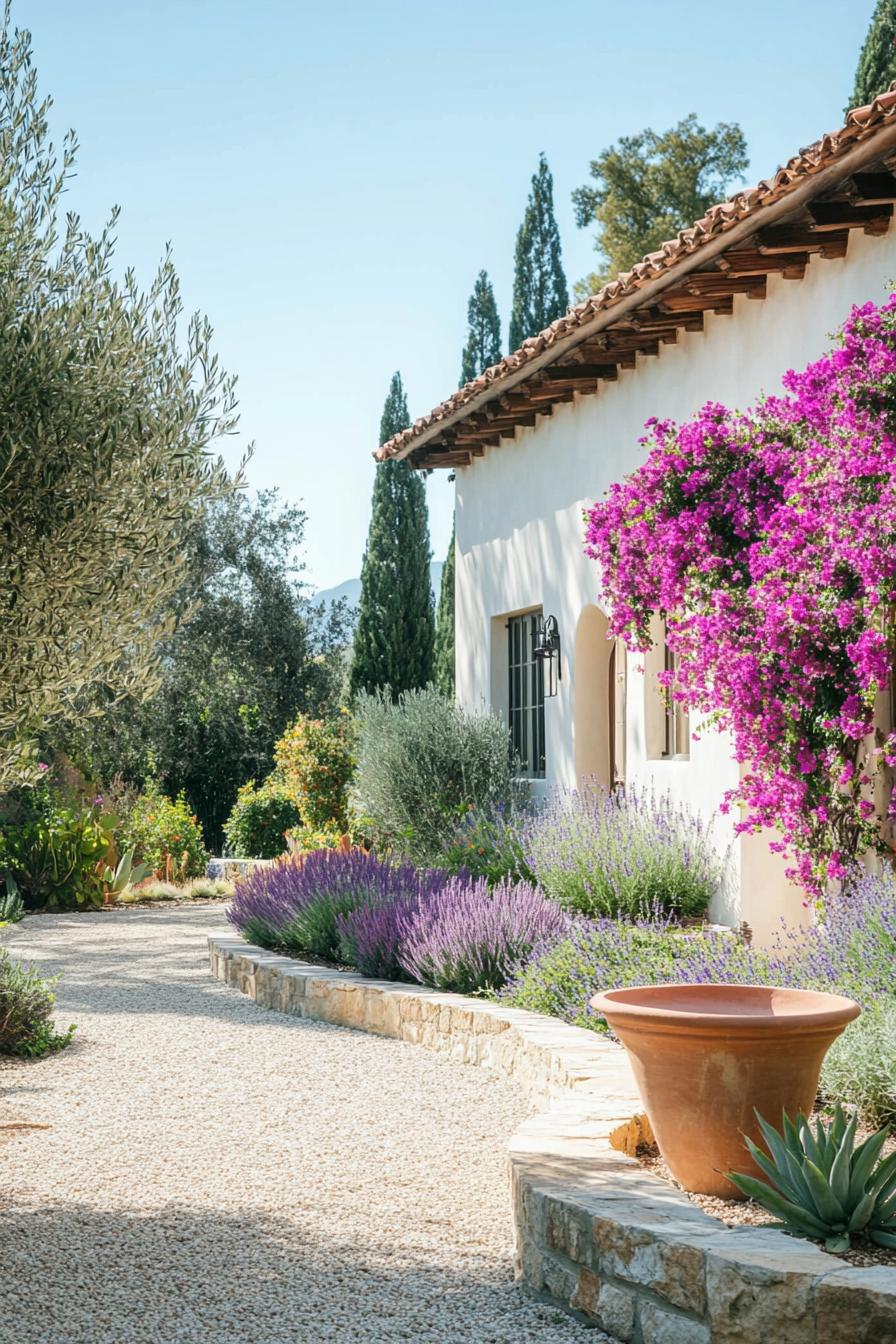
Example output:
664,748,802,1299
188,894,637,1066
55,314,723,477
405,157,896,469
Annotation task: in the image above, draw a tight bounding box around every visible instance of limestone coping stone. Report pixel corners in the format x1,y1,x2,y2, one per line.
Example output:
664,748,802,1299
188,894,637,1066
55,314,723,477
208,933,896,1343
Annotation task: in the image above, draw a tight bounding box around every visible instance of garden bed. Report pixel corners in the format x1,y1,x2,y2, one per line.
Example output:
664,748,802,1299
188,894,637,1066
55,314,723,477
635,1136,896,1270
208,934,896,1342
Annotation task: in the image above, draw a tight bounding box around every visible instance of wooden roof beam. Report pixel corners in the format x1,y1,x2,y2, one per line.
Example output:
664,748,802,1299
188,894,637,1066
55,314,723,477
543,363,619,381
849,171,896,203
808,201,892,231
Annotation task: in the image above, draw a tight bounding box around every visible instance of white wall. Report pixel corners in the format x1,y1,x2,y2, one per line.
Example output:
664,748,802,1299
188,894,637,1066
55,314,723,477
454,227,896,936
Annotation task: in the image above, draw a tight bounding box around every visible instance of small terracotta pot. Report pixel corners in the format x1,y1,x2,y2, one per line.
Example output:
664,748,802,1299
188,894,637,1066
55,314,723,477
590,983,860,1198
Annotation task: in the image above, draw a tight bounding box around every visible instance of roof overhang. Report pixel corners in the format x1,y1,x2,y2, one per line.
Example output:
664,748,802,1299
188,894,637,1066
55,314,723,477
376,90,896,470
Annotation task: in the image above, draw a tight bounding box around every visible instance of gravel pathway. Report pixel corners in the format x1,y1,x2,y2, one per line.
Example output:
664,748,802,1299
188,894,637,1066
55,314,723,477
0,907,613,1344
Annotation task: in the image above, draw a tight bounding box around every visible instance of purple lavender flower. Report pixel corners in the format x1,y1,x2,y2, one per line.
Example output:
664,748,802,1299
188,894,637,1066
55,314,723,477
398,875,571,994
522,784,721,919
228,850,431,961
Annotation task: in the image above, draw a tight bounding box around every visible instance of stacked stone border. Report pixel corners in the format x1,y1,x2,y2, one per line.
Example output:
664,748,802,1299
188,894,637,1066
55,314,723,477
208,934,896,1343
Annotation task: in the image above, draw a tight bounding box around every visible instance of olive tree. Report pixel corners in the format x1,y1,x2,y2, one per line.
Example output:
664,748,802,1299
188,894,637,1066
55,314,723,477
0,9,241,789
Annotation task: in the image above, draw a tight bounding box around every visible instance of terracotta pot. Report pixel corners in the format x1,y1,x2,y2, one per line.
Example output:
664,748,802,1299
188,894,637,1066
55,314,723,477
590,983,860,1198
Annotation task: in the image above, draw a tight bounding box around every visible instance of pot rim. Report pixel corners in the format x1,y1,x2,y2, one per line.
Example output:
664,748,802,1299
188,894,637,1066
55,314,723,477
590,982,860,1033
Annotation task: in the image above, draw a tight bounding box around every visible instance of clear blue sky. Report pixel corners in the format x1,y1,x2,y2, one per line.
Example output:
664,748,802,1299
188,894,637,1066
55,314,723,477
27,0,873,590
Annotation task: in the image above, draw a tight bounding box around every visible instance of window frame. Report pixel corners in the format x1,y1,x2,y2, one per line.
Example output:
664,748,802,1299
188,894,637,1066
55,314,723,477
506,610,546,779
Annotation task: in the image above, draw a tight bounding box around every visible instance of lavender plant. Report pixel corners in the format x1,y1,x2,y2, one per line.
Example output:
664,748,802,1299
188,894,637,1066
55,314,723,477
503,914,768,1030
523,785,721,919
228,850,428,961
336,869,447,980
504,871,896,1105
398,876,571,995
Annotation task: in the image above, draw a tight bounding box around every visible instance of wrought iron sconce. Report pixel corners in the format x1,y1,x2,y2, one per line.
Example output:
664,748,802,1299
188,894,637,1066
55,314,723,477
534,613,561,698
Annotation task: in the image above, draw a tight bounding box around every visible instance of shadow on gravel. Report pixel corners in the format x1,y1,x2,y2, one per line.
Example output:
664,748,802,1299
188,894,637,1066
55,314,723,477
0,1201,583,1344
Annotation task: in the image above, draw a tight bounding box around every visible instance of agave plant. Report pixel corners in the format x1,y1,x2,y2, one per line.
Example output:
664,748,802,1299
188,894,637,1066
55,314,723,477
726,1106,896,1252
100,849,152,901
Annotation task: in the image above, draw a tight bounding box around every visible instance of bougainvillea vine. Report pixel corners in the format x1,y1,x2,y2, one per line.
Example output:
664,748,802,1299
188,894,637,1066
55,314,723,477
584,295,896,894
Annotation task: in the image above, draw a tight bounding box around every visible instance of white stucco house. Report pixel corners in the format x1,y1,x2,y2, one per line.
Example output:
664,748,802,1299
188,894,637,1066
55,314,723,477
377,91,896,942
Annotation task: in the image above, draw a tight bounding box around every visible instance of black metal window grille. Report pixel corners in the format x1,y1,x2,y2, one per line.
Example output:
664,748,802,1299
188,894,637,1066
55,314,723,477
507,612,545,778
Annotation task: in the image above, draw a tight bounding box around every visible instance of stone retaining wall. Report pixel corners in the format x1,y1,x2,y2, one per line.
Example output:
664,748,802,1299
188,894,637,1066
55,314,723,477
208,933,896,1343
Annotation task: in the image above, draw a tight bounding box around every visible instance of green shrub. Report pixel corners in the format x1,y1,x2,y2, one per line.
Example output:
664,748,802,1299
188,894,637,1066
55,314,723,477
0,950,75,1057
440,805,534,885
0,875,25,925
0,777,113,910
352,687,527,865
522,786,720,918
274,711,354,830
223,778,302,858
120,783,208,879
820,1001,896,1127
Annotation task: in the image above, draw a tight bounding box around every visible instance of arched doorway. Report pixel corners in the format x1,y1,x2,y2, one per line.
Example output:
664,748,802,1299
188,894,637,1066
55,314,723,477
573,605,625,789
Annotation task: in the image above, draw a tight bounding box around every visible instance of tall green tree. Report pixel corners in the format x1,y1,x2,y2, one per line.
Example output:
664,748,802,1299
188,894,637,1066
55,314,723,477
433,521,455,698
508,153,569,351
350,374,435,698
460,270,501,387
63,490,350,849
0,8,238,793
849,0,896,113
572,114,748,299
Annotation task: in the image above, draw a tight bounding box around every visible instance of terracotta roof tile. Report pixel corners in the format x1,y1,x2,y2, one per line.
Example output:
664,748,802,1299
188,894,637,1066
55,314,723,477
377,86,896,463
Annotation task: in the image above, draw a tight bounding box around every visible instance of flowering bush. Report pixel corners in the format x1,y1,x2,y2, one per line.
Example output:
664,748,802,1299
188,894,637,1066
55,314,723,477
228,849,430,961
523,785,719,918
585,295,896,893
504,914,762,1030
0,776,113,910
121,783,208,880
284,824,354,855
274,711,354,831
397,876,571,995
223,778,301,859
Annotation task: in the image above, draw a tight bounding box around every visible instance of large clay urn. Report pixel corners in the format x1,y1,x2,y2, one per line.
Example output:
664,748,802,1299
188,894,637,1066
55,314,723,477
590,984,860,1198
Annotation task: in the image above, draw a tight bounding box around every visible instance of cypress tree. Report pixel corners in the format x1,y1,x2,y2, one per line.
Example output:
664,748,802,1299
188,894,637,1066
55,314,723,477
849,0,896,113
433,520,455,698
508,153,569,352
350,373,435,698
460,270,502,387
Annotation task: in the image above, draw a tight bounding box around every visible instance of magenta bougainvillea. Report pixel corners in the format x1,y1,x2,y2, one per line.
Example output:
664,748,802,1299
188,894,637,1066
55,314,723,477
584,295,896,894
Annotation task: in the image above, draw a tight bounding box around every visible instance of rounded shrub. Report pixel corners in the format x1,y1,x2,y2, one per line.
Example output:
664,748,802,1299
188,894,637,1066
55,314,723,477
274,711,354,830
121,783,208,879
0,776,113,910
223,778,302,859
352,687,527,866
523,785,720,919
397,875,571,995
820,1000,896,1127
228,848,424,962
0,950,75,1057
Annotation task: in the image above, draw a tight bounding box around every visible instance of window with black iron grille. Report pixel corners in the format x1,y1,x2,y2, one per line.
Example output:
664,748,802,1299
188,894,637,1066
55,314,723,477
507,611,545,778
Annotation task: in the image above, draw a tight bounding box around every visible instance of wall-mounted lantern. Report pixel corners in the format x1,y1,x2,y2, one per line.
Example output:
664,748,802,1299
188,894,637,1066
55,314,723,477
534,613,561,697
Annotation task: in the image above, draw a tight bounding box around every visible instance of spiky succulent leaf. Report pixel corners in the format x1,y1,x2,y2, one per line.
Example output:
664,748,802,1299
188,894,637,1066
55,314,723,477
724,1172,832,1236
829,1113,858,1208
848,1126,891,1206
847,1189,877,1232
802,1158,847,1225
869,1227,896,1248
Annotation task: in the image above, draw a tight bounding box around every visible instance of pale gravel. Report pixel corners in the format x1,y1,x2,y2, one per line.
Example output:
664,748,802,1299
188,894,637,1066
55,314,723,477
0,906,614,1344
